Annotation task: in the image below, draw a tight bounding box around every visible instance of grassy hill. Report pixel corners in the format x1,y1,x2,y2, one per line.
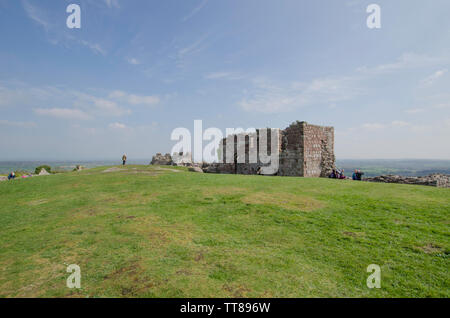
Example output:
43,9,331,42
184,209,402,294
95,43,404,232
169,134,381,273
0,165,448,298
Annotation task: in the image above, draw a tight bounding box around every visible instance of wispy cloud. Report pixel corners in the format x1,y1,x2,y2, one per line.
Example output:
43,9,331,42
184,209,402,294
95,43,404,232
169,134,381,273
22,0,50,30
177,33,210,59
421,69,447,87
0,81,163,121
405,108,425,114
239,76,362,113
108,90,160,106
182,0,208,22
239,52,450,114
34,108,92,120
21,1,106,55
356,53,449,75
205,71,244,80
126,58,140,65
108,122,127,129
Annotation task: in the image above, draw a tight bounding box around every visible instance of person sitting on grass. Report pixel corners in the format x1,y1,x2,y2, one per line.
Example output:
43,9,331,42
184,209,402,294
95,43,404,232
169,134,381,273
352,169,358,180
339,169,346,179
329,169,336,178
7,172,15,180
356,170,364,181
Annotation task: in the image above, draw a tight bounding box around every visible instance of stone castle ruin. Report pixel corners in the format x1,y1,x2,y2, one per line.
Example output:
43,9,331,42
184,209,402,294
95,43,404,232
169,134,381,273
205,121,335,177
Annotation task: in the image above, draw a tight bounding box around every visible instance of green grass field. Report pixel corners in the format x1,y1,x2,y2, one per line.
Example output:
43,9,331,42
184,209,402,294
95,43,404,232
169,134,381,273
0,165,448,298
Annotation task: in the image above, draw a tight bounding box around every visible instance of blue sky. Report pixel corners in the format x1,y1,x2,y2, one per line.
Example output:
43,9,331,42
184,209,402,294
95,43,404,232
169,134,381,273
0,0,449,160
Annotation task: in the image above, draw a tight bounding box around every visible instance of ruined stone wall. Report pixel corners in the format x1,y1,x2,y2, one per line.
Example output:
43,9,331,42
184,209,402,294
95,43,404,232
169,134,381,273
207,121,335,177
214,128,282,175
278,122,304,176
301,123,335,177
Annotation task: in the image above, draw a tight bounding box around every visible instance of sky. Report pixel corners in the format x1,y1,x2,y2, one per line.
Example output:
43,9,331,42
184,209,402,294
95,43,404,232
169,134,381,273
0,0,449,161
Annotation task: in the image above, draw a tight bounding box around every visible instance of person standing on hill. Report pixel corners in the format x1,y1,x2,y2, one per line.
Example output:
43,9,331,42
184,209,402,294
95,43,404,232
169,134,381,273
122,154,127,166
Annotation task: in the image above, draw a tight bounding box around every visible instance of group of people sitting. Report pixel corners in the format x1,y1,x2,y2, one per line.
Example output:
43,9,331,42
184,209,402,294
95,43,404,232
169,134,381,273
329,169,364,180
329,169,346,179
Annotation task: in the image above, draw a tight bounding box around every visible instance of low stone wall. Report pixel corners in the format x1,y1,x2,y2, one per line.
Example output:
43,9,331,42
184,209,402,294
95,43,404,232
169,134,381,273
150,153,173,165
365,174,450,188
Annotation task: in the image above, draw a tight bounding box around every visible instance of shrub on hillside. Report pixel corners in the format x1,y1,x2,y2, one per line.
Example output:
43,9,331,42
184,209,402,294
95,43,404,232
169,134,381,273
35,165,51,175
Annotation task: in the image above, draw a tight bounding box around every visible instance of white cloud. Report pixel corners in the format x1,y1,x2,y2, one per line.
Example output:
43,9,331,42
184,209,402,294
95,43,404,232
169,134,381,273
127,58,140,65
108,122,127,129
405,108,425,114
34,108,92,120
182,0,208,22
108,90,160,106
421,69,447,86
356,53,449,75
239,76,362,113
205,71,244,80
79,40,106,56
391,120,410,127
73,92,130,116
178,33,210,58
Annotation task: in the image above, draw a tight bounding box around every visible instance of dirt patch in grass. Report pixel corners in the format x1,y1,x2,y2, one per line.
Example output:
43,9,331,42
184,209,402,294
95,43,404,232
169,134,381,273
26,199,49,206
223,283,251,297
105,261,141,281
342,231,365,238
194,252,204,262
102,167,126,173
416,243,444,254
242,192,324,212
122,215,195,248
202,187,247,197
153,167,181,173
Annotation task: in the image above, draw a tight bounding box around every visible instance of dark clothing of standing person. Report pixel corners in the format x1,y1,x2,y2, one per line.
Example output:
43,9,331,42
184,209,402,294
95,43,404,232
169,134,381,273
122,154,127,166
356,171,364,181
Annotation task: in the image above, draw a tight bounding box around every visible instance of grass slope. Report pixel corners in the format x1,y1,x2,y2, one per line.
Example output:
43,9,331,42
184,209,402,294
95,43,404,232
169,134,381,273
0,165,448,297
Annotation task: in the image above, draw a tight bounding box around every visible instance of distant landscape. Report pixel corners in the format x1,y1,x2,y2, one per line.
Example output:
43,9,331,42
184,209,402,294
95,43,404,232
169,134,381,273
2,159,450,177
337,159,450,177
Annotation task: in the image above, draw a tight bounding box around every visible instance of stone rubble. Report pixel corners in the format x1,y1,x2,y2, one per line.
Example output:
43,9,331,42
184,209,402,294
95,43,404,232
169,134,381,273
365,174,450,188
150,153,173,166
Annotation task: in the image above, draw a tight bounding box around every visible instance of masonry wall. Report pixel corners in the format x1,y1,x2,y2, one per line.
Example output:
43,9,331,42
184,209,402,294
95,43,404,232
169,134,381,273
278,122,305,176
301,123,335,177
208,121,335,177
